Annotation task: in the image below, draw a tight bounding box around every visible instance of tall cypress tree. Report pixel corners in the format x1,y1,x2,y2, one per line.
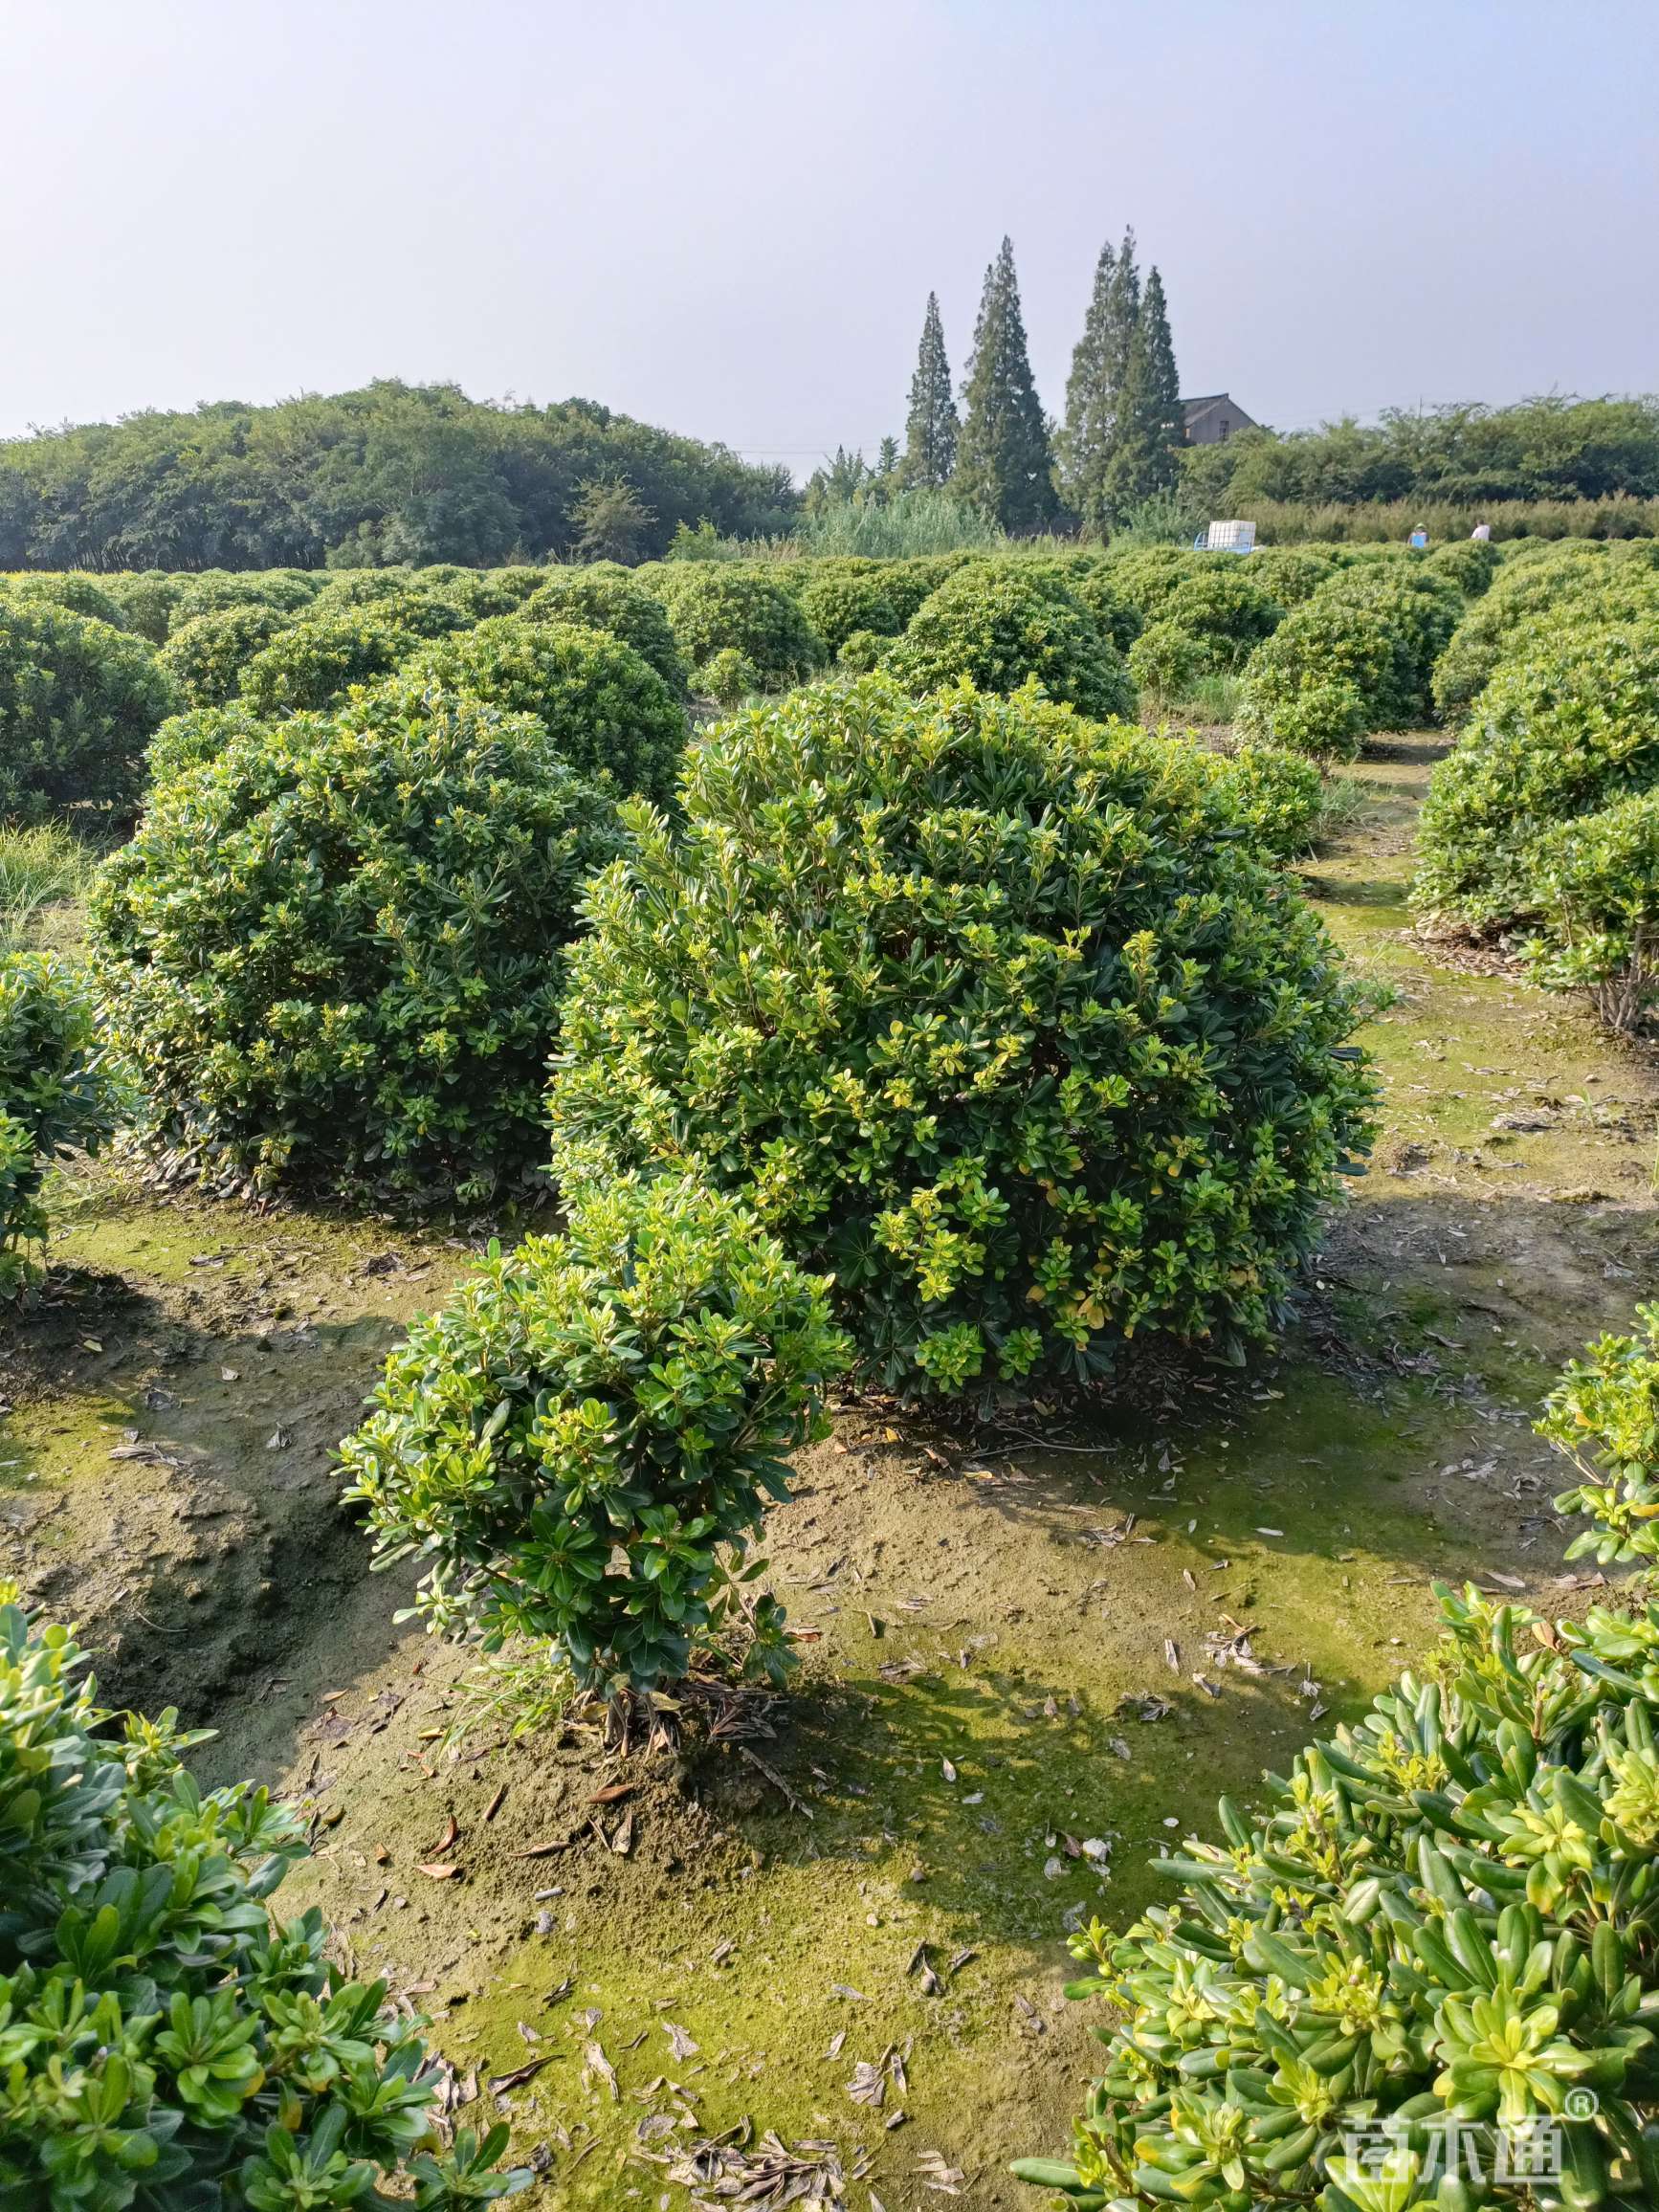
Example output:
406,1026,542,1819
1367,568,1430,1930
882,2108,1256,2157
1058,229,1144,534
1102,262,1183,518
953,238,1058,532
900,293,960,490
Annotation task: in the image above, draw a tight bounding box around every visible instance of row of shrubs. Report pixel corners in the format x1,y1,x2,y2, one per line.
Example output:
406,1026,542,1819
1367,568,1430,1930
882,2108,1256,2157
1413,542,1659,1033
1018,1304,1659,2211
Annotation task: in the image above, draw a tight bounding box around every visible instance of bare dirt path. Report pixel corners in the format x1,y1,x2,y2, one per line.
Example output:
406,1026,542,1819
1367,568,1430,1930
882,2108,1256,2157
3,735,1655,2208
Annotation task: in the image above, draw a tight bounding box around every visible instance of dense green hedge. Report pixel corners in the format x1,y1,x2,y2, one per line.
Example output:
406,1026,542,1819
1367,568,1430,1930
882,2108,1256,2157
886,564,1136,719
94,687,621,1200
1015,1328,1659,2212
548,675,1373,1395
0,1591,526,2208
1431,554,1659,722
402,615,687,803
0,602,179,822
1414,621,1659,935
0,952,118,1296
647,566,827,688
341,1174,850,1696
521,562,688,691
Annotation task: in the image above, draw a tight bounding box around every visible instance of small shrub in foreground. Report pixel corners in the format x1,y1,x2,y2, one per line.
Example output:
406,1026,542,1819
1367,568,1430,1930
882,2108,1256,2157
886,564,1136,719
0,952,117,1295
402,615,687,803
695,646,762,707
0,1591,528,2207
93,689,621,1200
0,603,179,823
339,1175,851,1698
548,676,1374,1395
1015,1339,1659,2212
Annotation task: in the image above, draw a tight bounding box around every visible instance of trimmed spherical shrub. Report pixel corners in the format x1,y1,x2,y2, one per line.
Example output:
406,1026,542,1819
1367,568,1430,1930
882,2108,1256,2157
1244,548,1337,607
695,647,762,708
93,687,622,1200
522,563,688,692
0,1592,527,2204
1071,564,1144,653
1,573,127,629
1414,621,1659,934
1237,570,1458,752
1243,673,1370,762
169,569,321,623
837,629,890,675
648,567,827,689
159,603,293,707
0,952,118,1296
1431,555,1659,723
886,565,1136,719
548,676,1374,1396
1523,788,1659,1032
1208,741,1326,861
305,567,418,611
873,554,977,627
1127,619,1211,701
144,700,270,785
1424,535,1502,596
236,608,419,716
1161,568,1286,667
402,615,687,804
0,602,179,823
1016,1528,1659,2209
798,564,903,653
100,570,188,644
339,1174,851,1697
1100,547,1206,619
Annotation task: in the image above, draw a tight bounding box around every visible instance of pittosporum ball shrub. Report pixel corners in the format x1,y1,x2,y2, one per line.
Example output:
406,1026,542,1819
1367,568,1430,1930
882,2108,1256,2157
872,554,977,627
646,567,827,689
0,1592,528,2208
1244,548,1338,607
695,646,762,708
487,565,546,605
305,567,418,611
339,1174,851,1697
798,565,903,652
837,629,890,675
1072,564,1144,653
1127,619,1211,702
1207,741,1326,861
1015,1568,1659,2211
1424,536,1502,596
1318,566,1464,720
0,953,118,1297
1236,572,1449,752
100,571,188,645
401,616,687,804
1,573,127,630
160,604,294,708
1539,1303,1659,1567
1240,673,1370,762
1160,569,1286,667
170,569,321,623
0,602,179,823
885,565,1136,719
1413,620,1659,934
237,608,419,717
1524,789,1659,1032
548,675,1374,1396
1431,558,1659,723
522,564,688,692
92,687,622,1200
144,701,271,785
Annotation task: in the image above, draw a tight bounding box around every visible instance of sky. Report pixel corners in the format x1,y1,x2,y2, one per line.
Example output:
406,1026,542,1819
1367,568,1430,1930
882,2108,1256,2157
3,0,1656,477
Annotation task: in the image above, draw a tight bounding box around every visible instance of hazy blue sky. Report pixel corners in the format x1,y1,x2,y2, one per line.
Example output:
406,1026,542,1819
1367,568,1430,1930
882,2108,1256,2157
3,1,1655,475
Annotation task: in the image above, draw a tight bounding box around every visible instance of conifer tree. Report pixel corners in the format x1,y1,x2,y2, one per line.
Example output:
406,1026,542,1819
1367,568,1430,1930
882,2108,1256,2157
953,239,1058,532
876,434,899,478
1058,229,1145,534
899,294,960,489
1102,263,1183,518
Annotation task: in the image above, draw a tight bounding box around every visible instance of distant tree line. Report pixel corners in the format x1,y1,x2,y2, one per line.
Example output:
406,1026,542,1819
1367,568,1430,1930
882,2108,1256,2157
0,380,798,571
1181,395,1659,511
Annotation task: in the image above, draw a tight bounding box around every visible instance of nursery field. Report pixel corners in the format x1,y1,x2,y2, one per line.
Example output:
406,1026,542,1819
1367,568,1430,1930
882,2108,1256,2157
7,734,1658,2208
6,534,1659,2209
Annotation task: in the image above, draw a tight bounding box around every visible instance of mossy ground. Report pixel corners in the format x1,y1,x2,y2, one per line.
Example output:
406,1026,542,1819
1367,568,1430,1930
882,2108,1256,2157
4,733,1656,2206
